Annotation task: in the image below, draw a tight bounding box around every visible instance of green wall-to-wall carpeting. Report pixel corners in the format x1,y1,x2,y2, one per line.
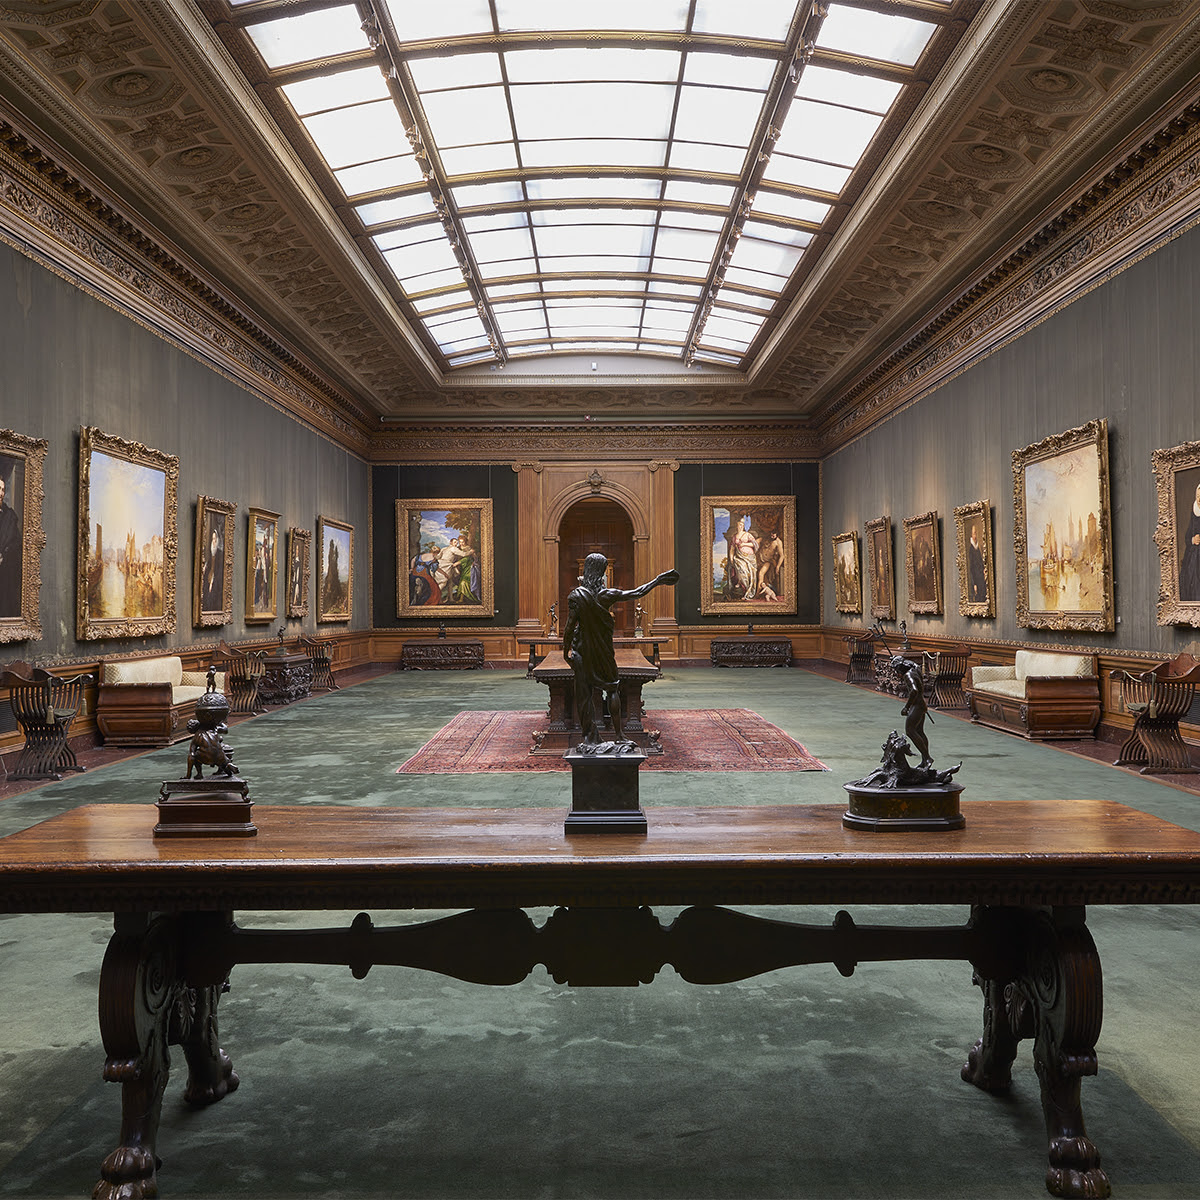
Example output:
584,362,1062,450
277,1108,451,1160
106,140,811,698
2,668,1199,1198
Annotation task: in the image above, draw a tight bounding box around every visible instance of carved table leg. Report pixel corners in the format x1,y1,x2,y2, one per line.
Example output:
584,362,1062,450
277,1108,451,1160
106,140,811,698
964,907,1109,1199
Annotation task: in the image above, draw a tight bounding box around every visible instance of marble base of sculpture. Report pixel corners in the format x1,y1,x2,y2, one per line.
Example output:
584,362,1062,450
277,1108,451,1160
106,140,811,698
564,744,647,834
154,777,257,838
842,779,965,832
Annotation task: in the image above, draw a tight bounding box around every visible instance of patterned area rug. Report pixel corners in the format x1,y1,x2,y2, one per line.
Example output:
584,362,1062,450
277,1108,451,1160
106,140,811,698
397,708,827,773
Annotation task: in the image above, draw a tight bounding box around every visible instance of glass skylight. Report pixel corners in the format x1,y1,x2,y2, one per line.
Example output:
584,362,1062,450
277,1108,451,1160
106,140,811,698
225,0,954,371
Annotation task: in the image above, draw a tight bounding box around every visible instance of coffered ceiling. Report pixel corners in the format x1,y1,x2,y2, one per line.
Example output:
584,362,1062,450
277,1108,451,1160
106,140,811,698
1,0,1199,453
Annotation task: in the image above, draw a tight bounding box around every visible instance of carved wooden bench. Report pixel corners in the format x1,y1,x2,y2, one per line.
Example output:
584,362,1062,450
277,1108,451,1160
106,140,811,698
966,649,1100,740
96,655,225,747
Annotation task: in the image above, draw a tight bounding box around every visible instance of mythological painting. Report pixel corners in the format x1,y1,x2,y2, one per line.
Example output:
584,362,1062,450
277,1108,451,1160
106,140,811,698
1013,419,1114,632
0,428,47,643
865,515,894,621
286,526,311,619
396,498,493,619
954,500,995,618
832,530,861,614
1152,438,1200,626
245,507,280,624
318,516,353,623
903,511,942,616
193,495,235,628
77,426,178,640
700,495,796,616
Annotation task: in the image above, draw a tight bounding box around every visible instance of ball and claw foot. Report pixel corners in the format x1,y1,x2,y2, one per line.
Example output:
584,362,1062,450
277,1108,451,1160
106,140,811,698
1047,1136,1110,1199
93,1145,158,1200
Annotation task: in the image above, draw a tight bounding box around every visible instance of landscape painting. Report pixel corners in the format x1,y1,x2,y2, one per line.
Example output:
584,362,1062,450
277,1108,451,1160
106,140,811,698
699,495,796,616
77,426,178,640
832,530,861,614
0,428,47,643
1013,418,1113,632
397,498,494,619
318,516,353,622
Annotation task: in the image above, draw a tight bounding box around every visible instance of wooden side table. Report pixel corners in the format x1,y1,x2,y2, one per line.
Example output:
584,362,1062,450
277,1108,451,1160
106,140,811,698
258,651,312,704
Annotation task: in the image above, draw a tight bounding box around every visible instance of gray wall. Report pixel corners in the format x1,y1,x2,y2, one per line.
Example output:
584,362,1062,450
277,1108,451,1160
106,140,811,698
823,220,1200,656
0,241,369,664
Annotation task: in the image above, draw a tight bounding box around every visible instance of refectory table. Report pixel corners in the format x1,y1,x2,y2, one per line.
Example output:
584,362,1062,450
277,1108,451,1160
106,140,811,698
4,799,1200,1199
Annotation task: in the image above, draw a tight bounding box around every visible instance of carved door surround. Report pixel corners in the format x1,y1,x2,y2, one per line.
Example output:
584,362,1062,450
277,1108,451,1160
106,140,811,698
513,460,679,647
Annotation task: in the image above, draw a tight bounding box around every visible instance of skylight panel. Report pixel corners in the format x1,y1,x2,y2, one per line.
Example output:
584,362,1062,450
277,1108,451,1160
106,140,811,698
491,299,544,315
522,140,669,170
751,192,830,224
796,65,902,115
742,220,813,248
510,83,675,141
667,142,748,174
355,193,438,226
486,282,542,299
672,84,767,147
421,87,513,146
507,341,552,355
545,296,641,310
303,101,409,170
245,6,368,70
651,257,709,279
451,181,527,208
383,237,460,277
642,305,694,331
477,257,538,280
406,53,502,91
647,280,704,297
411,289,473,313
692,0,798,41
683,52,776,91
525,178,663,201
372,220,441,253
730,236,805,277
496,0,690,33
428,314,488,341
714,288,776,311
552,306,642,329
543,256,651,275
775,100,884,167
494,310,549,336
692,349,743,365
722,265,788,292
440,144,520,175
335,156,427,197
541,279,647,293
447,349,499,365
503,48,681,83
653,227,721,262
438,334,491,353
817,5,937,67
535,224,655,258
282,67,388,116
386,0,492,41
761,153,852,193
462,211,529,233
663,180,736,206
707,309,766,335
396,266,470,294
469,227,534,263
531,208,657,227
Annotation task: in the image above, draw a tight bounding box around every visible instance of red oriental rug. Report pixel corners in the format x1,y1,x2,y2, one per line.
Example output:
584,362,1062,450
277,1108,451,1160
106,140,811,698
397,708,827,774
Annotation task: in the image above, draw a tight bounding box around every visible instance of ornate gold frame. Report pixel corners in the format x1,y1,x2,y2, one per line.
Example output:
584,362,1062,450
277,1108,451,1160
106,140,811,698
317,516,353,623
192,494,235,628
245,507,280,624
699,495,796,616
865,515,894,621
1152,438,1200,626
0,428,47,643
396,498,494,619
832,530,861,615
1012,419,1114,632
903,510,943,616
953,500,995,619
286,527,311,619
77,426,178,641
0,429,47,644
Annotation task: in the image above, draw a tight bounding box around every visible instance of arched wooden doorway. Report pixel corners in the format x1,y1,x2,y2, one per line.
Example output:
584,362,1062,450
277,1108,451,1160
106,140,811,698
557,499,636,633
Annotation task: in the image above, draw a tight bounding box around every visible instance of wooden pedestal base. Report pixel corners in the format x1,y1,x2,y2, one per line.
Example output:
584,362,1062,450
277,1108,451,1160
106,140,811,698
154,778,257,838
842,781,965,831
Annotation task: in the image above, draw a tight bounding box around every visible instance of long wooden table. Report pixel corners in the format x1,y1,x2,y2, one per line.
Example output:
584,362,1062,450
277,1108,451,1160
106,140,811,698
4,799,1200,1199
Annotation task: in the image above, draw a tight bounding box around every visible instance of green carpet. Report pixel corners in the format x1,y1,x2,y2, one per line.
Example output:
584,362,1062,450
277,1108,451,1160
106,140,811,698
2,668,1199,1198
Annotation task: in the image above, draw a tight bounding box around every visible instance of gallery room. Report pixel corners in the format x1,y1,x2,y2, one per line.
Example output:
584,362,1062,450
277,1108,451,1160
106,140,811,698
3,1,1200,1197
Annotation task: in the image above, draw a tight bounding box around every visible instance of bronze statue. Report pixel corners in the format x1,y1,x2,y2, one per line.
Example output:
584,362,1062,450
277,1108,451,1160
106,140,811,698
562,553,678,749
892,654,931,768
184,670,237,780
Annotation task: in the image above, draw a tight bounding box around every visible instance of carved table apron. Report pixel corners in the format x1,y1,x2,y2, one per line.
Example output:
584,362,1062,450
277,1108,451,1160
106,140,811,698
4,799,1200,1200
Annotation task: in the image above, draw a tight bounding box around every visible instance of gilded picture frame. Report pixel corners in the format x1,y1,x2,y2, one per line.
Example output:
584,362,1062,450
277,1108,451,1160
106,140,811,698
286,526,311,619
0,428,47,643
77,426,178,640
396,498,494,619
1152,438,1200,626
317,516,353,623
193,495,235,628
832,530,861,615
1012,418,1114,632
903,510,942,616
954,500,995,618
699,495,796,616
245,507,280,624
865,515,894,621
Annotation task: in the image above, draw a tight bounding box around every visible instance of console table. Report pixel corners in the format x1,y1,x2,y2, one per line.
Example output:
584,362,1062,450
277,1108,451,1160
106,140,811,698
710,636,792,667
401,637,485,670
257,650,312,705
4,798,1199,1199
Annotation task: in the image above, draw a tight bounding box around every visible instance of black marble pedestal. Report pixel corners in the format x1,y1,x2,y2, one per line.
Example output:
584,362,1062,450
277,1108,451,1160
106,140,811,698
564,745,647,834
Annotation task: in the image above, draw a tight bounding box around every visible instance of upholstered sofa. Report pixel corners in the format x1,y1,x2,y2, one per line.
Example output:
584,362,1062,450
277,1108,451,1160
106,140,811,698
96,655,225,747
965,649,1101,740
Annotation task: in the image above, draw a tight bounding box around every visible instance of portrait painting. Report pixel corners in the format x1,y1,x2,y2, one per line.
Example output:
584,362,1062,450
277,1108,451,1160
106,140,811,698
286,526,311,619
699,495,796,616
954,500,995,618
903,511,942,615
832,530,861,614
192,495,235,628
1152,438,1200,626
396,498,494,619
0,428,47,643
77,426,178,640
1012,418,1114,632
865,515,894,621
318,516,353,622
245,507,280,624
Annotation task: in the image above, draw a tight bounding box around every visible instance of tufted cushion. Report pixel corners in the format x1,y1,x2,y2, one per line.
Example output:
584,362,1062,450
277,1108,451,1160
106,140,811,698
104,656,183,688
1015,650,1093,681
970,677,1026,700
970,665,1015,689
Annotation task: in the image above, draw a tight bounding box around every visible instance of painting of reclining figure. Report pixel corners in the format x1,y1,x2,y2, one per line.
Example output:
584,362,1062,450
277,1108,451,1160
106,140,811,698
397,498,494,619
700,495,796,616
